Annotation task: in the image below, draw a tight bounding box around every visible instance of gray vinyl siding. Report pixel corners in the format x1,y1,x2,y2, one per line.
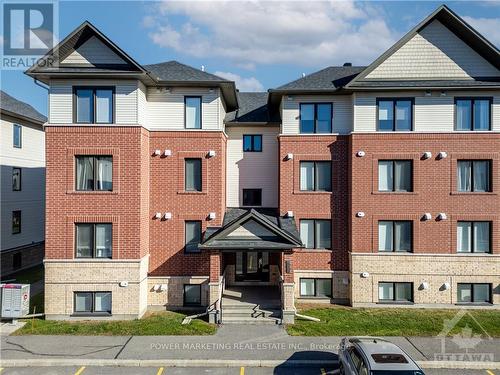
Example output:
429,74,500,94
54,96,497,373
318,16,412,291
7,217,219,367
147,87,222,131
48,79,139,124
366,20,499,80
226,126,279,208
60,36,127,66
353,91,500,132
281,95,353,135
0,115,45,251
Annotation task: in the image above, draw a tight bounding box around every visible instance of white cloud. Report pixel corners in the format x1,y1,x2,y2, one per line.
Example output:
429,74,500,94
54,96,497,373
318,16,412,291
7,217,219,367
144,0,397,67
214,71,264,92
463,16,500,47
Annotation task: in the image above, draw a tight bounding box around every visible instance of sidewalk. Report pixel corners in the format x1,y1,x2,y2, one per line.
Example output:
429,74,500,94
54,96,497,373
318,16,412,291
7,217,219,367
1,324,499,368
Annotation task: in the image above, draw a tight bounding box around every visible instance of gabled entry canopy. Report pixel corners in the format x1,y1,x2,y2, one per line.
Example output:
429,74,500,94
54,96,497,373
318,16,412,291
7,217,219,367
200,209,303,250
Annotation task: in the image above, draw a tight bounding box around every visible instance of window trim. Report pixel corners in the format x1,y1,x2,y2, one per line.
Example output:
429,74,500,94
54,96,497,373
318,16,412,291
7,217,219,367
457,160,492,193
13,124,22,148
242,134,263,152
73,86,115,124
299,102,333,134
299,161,332,192
378,160,413,192
12,167,21,191
183,284,202,306
378,220,413,253
73,291,112,315
378,282,414,303
376,98,414,131
75,155,113,192
74,223,113,259
242,188,263,207
299,278,332,298
184,96,203,129
12,210,21,234
184,220,202,254
457,283,492,304
300,219,332,249
184,158,202,192
454,97,493,131
457,221,492,254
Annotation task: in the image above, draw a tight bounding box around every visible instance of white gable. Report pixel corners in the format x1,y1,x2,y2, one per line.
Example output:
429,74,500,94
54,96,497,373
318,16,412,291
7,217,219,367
226,219,277,239
366,20,499,80
60,36,128,66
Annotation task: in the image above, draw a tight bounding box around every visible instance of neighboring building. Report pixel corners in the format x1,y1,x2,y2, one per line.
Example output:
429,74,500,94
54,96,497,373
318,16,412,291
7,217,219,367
0,90,46,276
27,5,499,322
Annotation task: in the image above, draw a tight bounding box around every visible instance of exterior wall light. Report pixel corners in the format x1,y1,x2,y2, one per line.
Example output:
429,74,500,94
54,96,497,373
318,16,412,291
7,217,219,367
423,151,432,159
286,211,294,218
437,213,447,221
208,150,216,158
361,272,369,278
164,149,172,157
153,149,161,156
208,212,216,220
420,282,429,290
286,153,293,160
356,212,365,218
438,151,448,159
423,213,432,221
154,212,162,219
356,150,366,157
163,212,172,220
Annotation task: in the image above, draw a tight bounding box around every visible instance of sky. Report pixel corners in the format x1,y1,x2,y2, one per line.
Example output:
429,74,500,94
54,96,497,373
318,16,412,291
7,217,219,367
1,0,499,116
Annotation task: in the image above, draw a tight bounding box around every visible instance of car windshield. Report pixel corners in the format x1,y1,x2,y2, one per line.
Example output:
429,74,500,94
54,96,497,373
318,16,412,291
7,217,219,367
372,371,424,375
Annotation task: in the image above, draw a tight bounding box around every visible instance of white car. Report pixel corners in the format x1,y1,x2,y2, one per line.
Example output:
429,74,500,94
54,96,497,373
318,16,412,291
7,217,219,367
338,337,425,375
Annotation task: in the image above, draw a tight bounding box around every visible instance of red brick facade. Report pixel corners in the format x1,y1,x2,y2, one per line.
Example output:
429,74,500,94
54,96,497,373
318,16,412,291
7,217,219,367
350,133,500,255
278,135,350,272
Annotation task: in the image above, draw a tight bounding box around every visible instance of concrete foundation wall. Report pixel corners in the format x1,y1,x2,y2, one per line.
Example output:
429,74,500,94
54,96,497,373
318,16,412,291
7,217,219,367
350,253,500,307
147,276,209,308
294,270,350,304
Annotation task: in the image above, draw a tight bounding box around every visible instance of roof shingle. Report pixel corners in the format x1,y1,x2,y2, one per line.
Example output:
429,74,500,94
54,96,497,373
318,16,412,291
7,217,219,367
144,61,229,82
0,90,46,124
275,66,366,91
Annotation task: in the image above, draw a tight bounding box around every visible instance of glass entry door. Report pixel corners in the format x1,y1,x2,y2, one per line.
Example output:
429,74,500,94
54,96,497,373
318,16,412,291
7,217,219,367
235,251,269,281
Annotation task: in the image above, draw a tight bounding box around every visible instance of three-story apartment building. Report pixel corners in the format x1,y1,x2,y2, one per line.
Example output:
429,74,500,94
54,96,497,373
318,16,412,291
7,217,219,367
28,5,499,322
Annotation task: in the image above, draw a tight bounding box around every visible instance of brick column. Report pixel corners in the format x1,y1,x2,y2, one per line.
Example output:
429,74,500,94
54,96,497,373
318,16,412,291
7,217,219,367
208,250,222,323
281,250,295,323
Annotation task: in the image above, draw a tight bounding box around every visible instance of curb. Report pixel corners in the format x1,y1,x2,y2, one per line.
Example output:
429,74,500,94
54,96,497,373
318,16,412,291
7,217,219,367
1,359,499,369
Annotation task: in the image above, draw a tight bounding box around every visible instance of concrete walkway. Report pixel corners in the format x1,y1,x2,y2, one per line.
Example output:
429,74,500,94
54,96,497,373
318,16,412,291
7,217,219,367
1,324,499,368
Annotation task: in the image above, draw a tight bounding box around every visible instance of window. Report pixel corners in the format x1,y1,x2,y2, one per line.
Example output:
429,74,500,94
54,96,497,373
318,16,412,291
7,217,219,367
378,282,413,302
300,219,331,249
185,221,202,253
12,211,21,234
456,98,491,131
377,99,413,131
457,221,491,253
75,223,112,258
299,103,332,133
185,158,202,191
185,96,202,129
74,87,114,124
378,221,412,252
12,167,21,191
184,284,201,306
13,124,22,148
378,160,412,192
457,160,491,192
349,348,369,375
243,135,262,152
300,161,331,191
457,283,491,304
242,189,262,206
76,156,113,191
74,292,112,314
299,278,332,298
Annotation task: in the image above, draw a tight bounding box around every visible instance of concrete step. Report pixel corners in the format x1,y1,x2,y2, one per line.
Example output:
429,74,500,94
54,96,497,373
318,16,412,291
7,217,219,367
221,316,281,325
222,308,281,319
221,300,281,310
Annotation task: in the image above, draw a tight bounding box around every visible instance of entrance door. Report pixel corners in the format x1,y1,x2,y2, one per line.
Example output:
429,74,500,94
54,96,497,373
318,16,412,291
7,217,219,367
235,252,269,282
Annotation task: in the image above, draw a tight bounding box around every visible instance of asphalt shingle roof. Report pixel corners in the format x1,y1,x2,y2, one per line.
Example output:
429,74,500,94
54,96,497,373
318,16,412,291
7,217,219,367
144,61,229,82
225,92,277,123
275,66,366,91
0,90,46,124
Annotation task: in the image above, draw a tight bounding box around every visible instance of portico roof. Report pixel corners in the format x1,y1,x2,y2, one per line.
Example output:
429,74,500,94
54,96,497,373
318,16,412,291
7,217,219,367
200,208,302,250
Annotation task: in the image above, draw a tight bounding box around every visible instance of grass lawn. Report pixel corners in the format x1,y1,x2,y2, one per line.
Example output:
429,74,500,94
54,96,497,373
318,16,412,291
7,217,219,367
1,264,44,285
15,311,216,336
287,305,500,337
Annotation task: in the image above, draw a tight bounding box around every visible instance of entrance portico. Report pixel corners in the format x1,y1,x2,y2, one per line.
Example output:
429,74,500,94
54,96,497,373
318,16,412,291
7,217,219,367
200,208,302,323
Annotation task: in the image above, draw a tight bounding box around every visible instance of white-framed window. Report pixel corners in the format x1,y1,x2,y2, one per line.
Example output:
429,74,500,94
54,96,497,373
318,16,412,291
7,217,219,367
75,223,112,258
185,221,202,253
185,96,202,129
457,283,491,304
457,160,491,192
13,124,22,148
74,292,112,314
76,156,113,191
299,278,332,298
300,161,331,191
378,282,413,302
